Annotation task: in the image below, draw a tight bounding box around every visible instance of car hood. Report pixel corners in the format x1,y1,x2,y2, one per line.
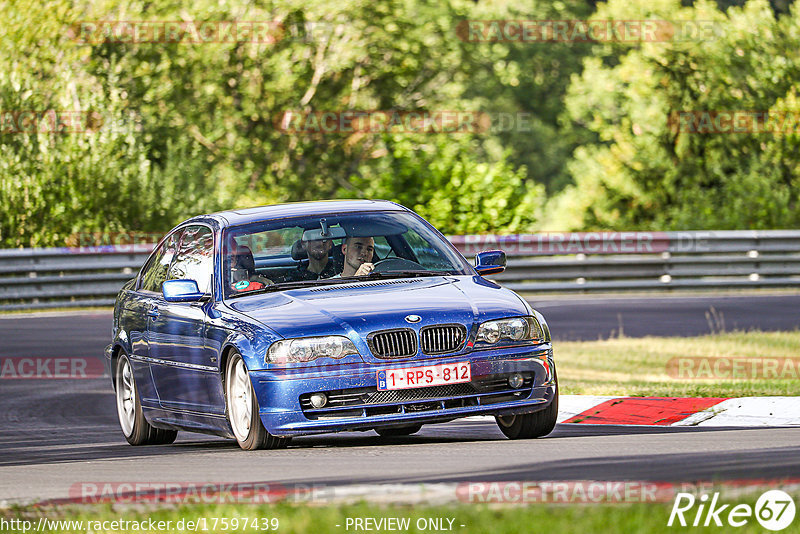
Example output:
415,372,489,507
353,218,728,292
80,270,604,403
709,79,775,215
226,276,528,363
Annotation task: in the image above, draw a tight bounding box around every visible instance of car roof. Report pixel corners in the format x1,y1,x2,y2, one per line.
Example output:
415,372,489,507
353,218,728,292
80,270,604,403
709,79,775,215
187,200,409,228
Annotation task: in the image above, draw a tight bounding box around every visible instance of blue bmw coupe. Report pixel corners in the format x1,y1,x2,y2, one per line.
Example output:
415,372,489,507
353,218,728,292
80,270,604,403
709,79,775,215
106,200,557,449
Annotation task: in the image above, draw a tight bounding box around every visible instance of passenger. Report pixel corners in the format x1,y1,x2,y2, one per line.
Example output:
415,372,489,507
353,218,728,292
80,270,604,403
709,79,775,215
289,238,336,281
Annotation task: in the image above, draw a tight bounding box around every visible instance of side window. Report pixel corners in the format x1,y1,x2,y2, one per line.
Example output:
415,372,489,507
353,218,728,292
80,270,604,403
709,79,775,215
403,229,450,270
139,233,179,293
236,227,303,257
168,226,214,294
373,236,393,260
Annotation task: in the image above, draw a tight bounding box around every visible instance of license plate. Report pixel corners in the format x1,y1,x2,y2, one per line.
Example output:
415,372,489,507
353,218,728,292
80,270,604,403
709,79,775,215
377,362,471,391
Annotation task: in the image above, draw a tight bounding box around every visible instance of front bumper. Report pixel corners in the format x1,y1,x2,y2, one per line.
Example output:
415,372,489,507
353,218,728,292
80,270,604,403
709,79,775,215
250,345,556,437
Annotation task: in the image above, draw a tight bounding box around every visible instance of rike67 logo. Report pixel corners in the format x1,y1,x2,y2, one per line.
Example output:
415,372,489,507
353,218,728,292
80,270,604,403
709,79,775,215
668,490,796,530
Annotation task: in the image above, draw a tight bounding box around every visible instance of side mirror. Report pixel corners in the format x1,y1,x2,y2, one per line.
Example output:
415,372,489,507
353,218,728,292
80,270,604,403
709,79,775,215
474,250,506,276
162,279,205,302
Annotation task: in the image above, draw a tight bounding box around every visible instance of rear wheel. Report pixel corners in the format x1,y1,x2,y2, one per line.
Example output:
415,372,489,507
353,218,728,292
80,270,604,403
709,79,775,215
495,375,558,439
225,351,290,450
115,353,177,446
375,424,422,437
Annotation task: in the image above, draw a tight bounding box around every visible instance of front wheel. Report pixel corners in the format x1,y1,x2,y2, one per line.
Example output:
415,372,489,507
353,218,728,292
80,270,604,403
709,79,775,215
225,351,290,450
495,379,558,440
115,353,177,446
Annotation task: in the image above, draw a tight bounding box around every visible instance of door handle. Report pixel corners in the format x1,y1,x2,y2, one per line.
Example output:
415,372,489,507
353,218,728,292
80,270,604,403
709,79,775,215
146,307,160,318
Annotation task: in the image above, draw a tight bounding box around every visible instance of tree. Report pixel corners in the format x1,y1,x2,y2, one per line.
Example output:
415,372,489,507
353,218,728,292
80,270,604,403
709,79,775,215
548,0,800,230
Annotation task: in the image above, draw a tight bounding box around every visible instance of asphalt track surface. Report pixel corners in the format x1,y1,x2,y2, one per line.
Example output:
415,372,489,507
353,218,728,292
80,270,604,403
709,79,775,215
1,294,799,503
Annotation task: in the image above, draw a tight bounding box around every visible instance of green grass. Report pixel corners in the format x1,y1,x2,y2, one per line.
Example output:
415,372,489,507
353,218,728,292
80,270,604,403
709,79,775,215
2,498,789,534
556,331,800,396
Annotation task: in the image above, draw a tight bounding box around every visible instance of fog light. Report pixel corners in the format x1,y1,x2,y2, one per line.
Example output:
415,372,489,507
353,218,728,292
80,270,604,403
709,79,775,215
310,392,328,408
508,373,524,389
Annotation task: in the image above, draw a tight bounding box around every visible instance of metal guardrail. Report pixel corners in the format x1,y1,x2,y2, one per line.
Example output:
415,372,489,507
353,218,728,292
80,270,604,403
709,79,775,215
0,245,152,311
1,231,799,310
449,230,800,293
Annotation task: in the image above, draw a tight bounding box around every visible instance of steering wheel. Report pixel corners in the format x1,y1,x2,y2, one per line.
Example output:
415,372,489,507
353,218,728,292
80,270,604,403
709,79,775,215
251,273,275,286
372,257,425,273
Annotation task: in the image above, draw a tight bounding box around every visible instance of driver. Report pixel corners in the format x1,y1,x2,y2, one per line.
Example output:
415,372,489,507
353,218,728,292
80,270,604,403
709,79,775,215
340,236,375,277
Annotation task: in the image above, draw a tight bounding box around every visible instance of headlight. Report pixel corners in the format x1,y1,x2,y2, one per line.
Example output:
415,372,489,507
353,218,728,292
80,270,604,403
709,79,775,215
267,336,359,364
475,316,543,345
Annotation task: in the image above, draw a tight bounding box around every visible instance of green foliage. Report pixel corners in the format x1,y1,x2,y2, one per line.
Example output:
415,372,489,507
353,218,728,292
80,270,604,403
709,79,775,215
3,0,800,247
350,135,544,234
0,0,233,247
2,0,584,246
550,0,800,231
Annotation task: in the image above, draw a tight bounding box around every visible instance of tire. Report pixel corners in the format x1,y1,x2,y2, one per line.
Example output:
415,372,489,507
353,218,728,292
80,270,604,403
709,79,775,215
495,372,559,440
225,351,290,450
115,353,178,446
375,424,422,437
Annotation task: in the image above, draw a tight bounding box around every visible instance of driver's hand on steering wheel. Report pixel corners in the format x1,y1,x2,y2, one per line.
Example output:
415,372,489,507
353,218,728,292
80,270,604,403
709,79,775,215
354,262,374,276
252,274,274,285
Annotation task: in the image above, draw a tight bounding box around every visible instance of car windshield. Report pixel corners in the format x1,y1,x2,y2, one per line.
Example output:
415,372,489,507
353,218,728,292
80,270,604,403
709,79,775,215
223,211,471,298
